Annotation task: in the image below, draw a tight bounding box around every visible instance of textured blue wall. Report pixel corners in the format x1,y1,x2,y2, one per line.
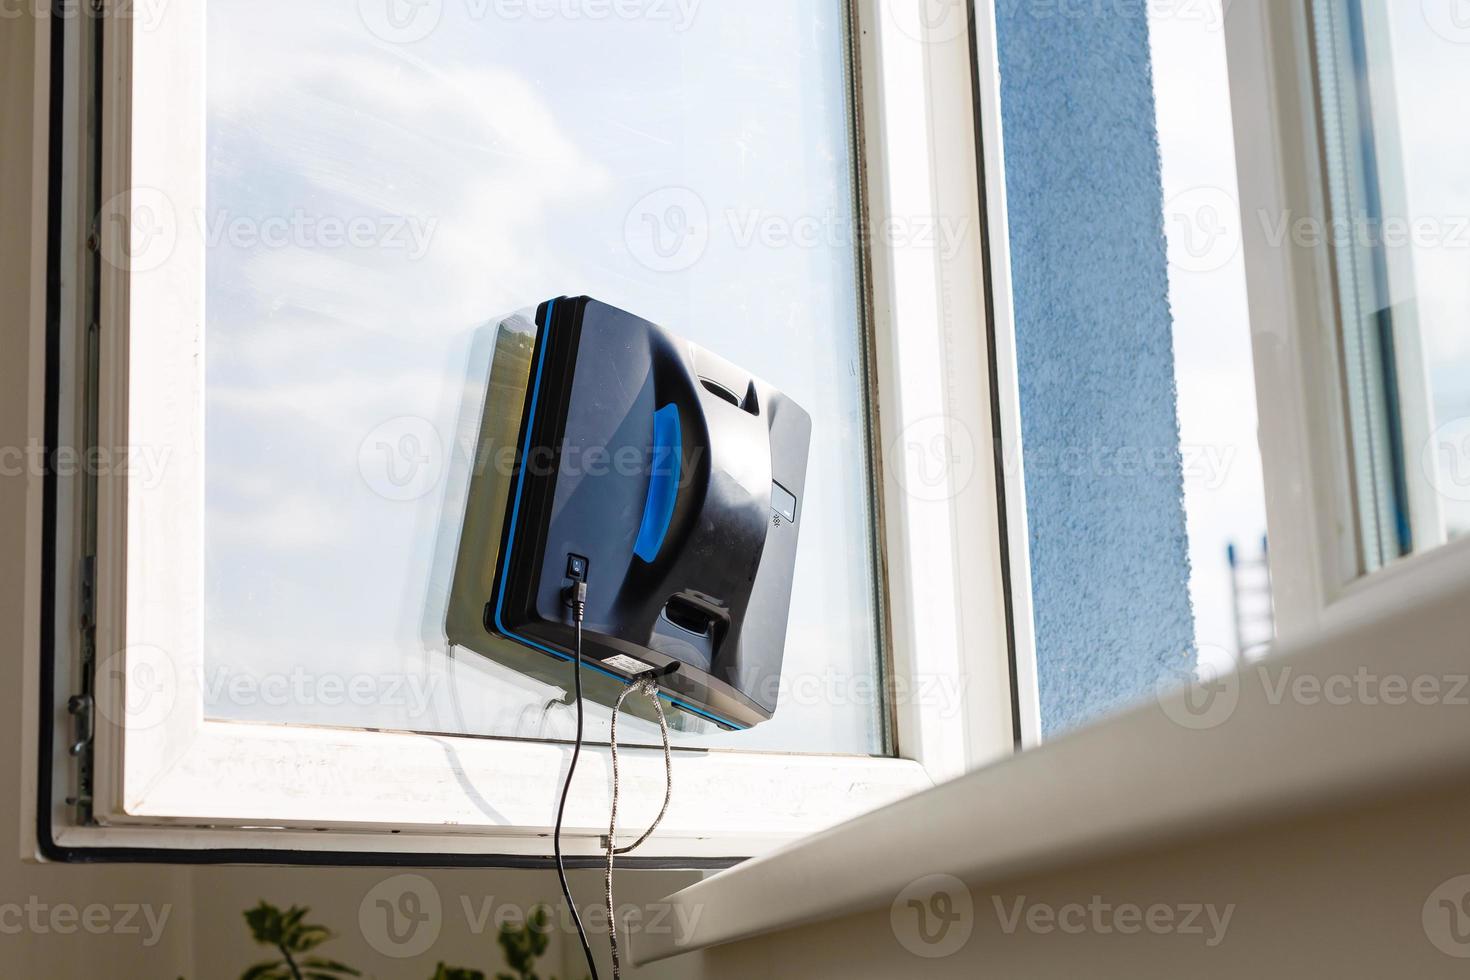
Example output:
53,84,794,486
994,2,1195,734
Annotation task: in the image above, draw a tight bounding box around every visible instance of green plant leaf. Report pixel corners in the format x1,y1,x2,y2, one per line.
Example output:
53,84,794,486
244,902,284,945
431,964,487,980
239,961,290,980
526,907,551,959
274,905,332,953
240,902,360,980
285,924,334,953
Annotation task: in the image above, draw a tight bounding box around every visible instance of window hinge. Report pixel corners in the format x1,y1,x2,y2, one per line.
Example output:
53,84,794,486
67,694,94,758
70,556,98,822
78,554,96,632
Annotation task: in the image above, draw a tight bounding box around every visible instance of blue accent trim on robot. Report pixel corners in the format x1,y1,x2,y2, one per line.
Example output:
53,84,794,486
492,299,747,731
635,404,682,562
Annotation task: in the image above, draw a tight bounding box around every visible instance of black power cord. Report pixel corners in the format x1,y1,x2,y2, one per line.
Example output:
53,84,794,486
554,581,600,980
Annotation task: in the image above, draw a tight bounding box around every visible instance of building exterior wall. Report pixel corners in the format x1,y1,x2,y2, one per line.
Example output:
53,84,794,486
995,1,1196,732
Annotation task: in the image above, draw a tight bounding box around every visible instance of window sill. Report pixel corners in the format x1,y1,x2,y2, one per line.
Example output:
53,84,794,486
633,543,1470,963
62,719,932,863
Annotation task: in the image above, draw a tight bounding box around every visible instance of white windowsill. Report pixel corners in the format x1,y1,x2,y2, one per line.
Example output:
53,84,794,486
632,540,1470,964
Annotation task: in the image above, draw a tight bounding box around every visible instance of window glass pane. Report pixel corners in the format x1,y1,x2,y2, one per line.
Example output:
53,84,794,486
1001,1,1271,736
204,0,885,754
1152,3,1274,666
1313,0,1470,569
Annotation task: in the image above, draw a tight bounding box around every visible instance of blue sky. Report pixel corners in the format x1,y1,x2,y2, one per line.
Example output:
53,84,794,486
203,0,885,753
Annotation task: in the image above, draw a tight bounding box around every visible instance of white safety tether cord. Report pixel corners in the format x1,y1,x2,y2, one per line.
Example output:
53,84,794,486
605,679,673,980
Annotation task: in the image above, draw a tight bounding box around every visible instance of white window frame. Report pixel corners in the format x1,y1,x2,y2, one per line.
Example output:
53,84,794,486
1222,0,1470,643
25,0,1035,863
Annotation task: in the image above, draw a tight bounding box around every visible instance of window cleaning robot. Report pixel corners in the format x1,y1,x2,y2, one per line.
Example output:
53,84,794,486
446,296,812,979
448,295,811,731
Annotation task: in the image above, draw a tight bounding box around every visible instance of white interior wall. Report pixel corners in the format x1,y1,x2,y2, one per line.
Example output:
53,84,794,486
186,866,702,980
696,780,1470,978
1,20,192,978
175,779,1470,980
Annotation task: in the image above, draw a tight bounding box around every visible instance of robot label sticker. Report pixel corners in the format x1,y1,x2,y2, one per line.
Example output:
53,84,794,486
604,654,655,676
